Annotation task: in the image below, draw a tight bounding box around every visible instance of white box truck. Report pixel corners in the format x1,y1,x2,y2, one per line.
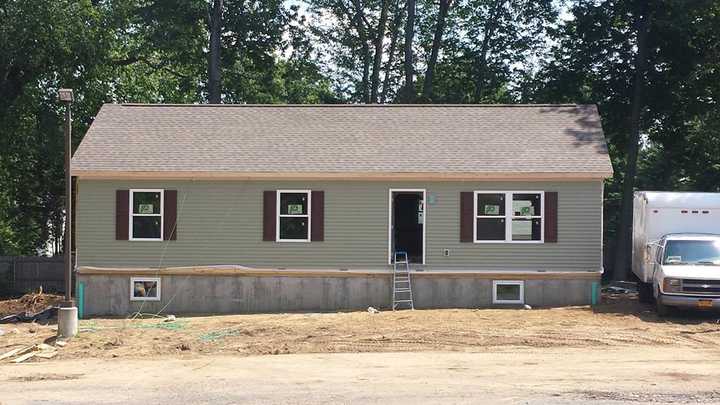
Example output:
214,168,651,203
632,191,720,315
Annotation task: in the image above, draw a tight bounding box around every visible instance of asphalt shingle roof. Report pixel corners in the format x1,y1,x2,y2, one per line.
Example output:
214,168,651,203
71,104,613,177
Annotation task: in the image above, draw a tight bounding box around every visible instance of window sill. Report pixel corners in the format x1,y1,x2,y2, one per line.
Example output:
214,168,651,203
276,239,311,243
129,238,164,242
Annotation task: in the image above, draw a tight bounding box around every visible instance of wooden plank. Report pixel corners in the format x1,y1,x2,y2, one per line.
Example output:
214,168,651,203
35,351,58,359
76,266,601,280
11,351,37,363
0,346,29,361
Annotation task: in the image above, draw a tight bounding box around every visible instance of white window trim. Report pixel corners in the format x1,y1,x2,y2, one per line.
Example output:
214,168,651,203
129,189,164,241
492,280,525,304
387,189,427,265
276,190,311,242
130,277,161,301
473,191,544,244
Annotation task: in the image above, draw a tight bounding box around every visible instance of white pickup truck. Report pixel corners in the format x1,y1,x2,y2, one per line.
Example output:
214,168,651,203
632,192,720,315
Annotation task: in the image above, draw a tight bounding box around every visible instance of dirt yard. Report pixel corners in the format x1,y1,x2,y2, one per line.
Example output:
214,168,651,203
2,292,720,363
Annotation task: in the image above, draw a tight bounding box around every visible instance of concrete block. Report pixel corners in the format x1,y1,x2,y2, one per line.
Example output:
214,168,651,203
541,280,568,307
566,280,590,306
367,277,391,310
346,277,369,310
475,279,493,307
524,280,544,307
299,277,325,311
78,273,596,315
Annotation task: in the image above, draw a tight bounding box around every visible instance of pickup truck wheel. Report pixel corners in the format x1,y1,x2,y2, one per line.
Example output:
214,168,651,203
637,282,653,303
656,300,671,317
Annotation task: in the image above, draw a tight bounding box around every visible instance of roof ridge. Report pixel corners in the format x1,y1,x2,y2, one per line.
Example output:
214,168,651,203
116,103,588,108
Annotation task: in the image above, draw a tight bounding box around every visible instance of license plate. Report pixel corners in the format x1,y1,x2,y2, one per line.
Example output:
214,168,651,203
698,299,713,308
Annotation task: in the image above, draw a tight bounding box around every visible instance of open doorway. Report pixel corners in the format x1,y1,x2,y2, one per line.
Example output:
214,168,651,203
389,189,425,264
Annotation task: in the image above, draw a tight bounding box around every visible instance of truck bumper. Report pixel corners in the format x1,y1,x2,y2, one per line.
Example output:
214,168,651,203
659,294,720,310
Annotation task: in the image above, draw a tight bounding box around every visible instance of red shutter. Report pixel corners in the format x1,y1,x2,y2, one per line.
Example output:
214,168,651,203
164,190,178,240
263,191,276,241
311,190,325,241
544,191,558,243
460,191,474,242
116,190,129,240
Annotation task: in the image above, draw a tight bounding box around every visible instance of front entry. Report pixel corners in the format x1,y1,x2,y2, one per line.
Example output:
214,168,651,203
389,190,425,264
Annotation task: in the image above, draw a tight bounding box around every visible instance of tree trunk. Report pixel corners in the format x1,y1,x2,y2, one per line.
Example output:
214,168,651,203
351,0,371,103
400,0,416,102
422,0,451,101
370,0,390,103
208,0,223,104
380,0,403,103
613,3,651,281
473,0,503,102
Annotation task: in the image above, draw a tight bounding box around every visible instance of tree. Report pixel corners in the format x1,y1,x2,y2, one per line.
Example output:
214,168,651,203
208,0,223,103
527,0,720,279
421,0,451,101
370,0,390,102
399,0,417,102
612,1,650,281
415,0,557,103
380,0,404,102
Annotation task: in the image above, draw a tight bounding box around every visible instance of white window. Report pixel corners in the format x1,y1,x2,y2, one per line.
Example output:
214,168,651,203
130,277,161,301
276,190,311,242
492,280,524,304
130,189,163,241
474,191,543,243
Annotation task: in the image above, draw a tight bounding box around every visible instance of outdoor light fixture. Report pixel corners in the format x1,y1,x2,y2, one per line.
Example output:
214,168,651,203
58,88,74,102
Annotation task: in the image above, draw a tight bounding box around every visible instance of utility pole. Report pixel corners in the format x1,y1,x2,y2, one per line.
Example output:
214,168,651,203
57,88,78,338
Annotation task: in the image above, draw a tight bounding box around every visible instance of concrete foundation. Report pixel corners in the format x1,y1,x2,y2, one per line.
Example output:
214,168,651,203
57,307,78,337
78,272,599,316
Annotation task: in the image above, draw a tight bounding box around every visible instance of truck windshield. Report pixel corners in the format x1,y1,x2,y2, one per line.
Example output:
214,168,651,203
663,240,720,265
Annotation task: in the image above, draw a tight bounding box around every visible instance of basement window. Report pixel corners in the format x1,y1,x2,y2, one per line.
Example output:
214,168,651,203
130,277,161,301
475,191,543,243
277,190,310,242
492,280,524,304
130,189,163,241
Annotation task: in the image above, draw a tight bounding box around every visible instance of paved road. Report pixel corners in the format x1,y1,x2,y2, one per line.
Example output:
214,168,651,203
1,347,720,404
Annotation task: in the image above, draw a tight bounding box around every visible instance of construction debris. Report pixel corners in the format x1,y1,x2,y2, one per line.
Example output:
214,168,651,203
523,304,533,310
1,342,62,363
603,286,632,294
0,306,58,324
367,307,380,314
0,347,30,361
0,291,63,318
164,315,177,322
12,351,38,363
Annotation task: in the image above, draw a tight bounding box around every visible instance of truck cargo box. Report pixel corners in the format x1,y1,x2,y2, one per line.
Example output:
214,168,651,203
632,192,720,283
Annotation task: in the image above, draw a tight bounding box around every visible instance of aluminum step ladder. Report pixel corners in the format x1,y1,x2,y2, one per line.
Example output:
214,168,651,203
392,251,414,310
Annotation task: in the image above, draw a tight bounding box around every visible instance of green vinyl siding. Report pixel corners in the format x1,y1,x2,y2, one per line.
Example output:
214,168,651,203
76,180,603,272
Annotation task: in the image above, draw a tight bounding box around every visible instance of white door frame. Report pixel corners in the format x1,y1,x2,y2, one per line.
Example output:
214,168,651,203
388,188,426,265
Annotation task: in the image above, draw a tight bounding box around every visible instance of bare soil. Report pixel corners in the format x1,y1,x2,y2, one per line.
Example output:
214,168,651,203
1,293,720,363
3,348,720,404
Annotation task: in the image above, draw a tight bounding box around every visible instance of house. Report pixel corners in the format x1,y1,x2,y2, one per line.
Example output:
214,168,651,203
71,104,613,315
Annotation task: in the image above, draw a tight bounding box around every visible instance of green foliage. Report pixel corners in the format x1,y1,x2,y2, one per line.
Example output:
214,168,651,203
0,0,335,255
0,0,718,266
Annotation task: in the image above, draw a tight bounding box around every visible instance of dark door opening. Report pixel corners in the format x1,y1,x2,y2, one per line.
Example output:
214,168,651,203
392,192,424,264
